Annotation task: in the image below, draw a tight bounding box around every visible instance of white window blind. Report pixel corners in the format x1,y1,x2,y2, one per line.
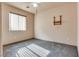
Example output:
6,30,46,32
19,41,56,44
9,13,26,31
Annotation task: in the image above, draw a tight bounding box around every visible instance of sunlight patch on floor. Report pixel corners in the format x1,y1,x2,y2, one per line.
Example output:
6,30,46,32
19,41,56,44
16,44,50,57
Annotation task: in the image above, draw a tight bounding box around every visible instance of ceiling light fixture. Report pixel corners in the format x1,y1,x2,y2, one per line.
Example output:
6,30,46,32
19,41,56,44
32,3,39,8
26,2,40,8
32,3,38,7
26,2,40,14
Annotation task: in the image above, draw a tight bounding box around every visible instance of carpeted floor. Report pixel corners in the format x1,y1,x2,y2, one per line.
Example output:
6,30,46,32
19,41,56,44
3,39,78,57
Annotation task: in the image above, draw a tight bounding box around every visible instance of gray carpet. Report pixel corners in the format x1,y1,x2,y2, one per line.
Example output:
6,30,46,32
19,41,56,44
3,39,78,57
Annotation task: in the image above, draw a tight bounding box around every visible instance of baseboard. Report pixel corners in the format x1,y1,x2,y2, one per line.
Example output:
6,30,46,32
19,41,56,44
35,37,77,47
3,37,35,47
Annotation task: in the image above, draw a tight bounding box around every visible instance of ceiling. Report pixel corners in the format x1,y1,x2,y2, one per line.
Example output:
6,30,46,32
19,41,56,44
6,2,76,14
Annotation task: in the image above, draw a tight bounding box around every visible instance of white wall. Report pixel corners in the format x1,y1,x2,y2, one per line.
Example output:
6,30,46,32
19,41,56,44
35,3,77,46
0,3,1,56
77,2,79,56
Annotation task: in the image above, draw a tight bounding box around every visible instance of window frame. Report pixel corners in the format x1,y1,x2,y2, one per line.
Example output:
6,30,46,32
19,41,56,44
9,12,27,32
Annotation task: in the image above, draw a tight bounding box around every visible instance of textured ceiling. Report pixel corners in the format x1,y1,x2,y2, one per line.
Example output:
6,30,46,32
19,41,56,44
6,2,76,14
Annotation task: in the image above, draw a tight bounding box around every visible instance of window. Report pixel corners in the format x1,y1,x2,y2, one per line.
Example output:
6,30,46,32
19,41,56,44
9,13,26,31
